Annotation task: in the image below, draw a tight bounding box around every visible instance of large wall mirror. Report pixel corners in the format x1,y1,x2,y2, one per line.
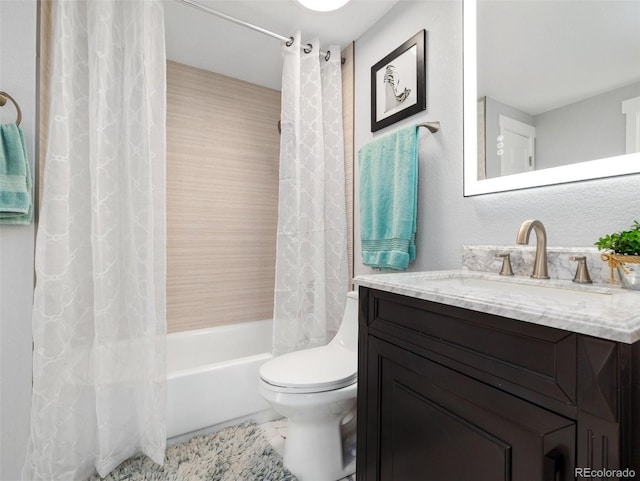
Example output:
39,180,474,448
463,0,640,196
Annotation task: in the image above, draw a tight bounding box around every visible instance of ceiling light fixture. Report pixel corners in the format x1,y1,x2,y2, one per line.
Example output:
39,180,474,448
295,0,351,13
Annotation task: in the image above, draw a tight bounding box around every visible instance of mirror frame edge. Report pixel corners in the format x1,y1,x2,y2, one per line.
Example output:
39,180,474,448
462,0,640,197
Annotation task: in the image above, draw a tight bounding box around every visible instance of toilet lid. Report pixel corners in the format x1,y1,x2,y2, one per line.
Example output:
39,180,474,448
260,344,357,392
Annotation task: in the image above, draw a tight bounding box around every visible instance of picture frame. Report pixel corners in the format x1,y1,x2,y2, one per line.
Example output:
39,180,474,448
370,29,427,132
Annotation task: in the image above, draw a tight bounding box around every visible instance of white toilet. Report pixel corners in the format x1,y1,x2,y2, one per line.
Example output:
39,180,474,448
259,291,359,481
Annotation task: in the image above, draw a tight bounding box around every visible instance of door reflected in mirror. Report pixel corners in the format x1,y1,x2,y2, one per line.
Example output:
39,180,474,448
463,0,640,195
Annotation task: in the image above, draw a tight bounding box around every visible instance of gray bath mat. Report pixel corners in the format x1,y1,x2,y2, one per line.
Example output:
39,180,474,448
89,421,297,481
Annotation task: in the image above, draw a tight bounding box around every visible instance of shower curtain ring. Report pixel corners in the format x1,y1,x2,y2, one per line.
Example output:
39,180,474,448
303,43,313,54
325,50,331,61
286,36,294,47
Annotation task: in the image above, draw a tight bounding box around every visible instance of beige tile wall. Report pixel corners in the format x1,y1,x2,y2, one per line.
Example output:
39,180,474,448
166,60,282,333
342,43,355,287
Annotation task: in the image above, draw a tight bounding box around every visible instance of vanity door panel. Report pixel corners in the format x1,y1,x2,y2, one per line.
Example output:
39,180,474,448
366,336,575,481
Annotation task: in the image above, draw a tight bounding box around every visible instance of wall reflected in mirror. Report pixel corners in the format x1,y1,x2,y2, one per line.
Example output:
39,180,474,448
464,0,640,195
475,0,640,181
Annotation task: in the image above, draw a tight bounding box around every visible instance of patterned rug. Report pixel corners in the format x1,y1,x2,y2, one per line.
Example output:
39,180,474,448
89,421,297,481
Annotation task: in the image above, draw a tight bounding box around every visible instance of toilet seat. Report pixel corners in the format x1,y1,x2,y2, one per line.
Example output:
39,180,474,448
260,344,357,394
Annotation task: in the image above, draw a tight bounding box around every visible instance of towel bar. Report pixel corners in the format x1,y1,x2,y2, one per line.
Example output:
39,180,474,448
417,121,440,133
0,91,22,126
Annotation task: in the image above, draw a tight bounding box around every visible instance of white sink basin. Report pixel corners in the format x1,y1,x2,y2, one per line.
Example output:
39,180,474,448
416,274,616,302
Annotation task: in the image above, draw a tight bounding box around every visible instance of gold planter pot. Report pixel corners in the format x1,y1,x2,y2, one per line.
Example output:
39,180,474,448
601,253,640,290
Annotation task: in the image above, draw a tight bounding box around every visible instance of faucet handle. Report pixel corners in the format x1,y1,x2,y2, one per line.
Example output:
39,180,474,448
496,253,514,276
570,256,593,284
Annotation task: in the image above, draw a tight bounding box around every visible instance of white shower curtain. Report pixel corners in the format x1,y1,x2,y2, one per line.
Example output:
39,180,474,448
273,33,349,356
23,1,166,480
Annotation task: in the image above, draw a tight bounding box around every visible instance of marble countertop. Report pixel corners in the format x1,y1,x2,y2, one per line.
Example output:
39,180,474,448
354,270,640,344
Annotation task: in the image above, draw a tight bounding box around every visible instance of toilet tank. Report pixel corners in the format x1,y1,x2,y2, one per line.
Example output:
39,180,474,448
330,291,359,352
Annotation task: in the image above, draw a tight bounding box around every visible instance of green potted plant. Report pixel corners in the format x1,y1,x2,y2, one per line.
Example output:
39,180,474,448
595,220,640,290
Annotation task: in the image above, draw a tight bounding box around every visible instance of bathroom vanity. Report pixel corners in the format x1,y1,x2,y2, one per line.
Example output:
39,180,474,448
355,271,640,481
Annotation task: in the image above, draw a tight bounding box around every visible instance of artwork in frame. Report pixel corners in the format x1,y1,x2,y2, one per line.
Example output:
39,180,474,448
371,29,427,132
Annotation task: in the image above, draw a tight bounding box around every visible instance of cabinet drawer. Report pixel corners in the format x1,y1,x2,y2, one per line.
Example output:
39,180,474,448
364,288,577,409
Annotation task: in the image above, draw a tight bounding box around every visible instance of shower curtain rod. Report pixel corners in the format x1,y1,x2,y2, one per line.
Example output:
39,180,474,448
175,0,345,64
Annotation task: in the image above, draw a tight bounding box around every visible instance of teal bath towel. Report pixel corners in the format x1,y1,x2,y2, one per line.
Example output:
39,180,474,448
0,123,32,224
359,125,418,270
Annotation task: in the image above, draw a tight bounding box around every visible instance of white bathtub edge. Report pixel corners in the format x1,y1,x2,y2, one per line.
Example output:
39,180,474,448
166,319,274,439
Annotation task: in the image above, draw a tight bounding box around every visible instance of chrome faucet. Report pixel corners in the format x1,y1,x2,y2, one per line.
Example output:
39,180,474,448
516,219,550,279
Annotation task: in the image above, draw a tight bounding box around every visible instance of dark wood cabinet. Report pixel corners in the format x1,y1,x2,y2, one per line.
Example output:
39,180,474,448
357,287,640,481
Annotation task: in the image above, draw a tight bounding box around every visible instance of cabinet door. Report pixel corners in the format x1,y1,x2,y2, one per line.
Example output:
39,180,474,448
363,337,575,481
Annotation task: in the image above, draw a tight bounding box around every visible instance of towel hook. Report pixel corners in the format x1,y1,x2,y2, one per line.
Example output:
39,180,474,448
0,91,22,126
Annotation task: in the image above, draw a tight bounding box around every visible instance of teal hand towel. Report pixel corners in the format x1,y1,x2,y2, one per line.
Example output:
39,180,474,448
0,123,32,224
359,125,418,270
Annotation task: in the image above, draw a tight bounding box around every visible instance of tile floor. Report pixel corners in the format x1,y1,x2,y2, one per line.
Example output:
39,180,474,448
259,419,356,481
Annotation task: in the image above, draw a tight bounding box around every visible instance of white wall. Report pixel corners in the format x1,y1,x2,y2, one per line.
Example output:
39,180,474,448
536,81,640,169
354,0,640,277
0,1,36,479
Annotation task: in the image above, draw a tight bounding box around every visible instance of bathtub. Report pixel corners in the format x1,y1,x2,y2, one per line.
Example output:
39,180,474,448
166,319,275,439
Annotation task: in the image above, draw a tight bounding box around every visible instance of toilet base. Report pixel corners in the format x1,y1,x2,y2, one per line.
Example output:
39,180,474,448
284,412,356,481
259,382,357,481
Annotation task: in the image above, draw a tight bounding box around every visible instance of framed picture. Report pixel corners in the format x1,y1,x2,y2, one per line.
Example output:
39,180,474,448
371,30,426,132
